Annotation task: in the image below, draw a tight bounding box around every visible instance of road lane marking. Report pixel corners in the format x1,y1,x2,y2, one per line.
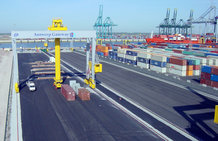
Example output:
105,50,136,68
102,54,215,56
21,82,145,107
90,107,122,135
44,52,172,141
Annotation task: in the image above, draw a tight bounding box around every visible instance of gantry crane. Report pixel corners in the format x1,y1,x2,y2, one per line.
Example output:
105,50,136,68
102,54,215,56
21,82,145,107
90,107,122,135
48,18,67,88
94,5,117,39
191,5,217,36
158,8,193,36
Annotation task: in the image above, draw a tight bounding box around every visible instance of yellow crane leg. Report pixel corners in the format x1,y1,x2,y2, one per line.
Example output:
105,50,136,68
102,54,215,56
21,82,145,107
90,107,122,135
214,105,218,124
54,38,62,88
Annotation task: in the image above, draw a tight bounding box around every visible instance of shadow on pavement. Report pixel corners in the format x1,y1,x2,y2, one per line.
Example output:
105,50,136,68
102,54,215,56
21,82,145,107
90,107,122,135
173,86,218,140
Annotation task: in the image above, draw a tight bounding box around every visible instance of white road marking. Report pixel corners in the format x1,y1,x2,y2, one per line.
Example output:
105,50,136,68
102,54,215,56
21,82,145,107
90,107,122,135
72,51,207,140
44,52,172,141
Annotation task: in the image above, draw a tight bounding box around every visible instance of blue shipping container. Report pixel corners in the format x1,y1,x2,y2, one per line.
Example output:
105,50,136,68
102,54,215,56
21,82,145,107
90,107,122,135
151,60,166,67
211,75,218,82
126,59,137,65
126,50,137,56
167,57,170,63
193,44,200,47
109,51,114,56
97,52,104,56
117,57,125,62
137,57,149,64
201,66,211,73
205,53,218,57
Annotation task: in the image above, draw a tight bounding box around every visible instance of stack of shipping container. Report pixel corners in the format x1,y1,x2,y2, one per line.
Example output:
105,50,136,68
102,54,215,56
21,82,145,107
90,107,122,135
95,43,218,88
200,66,218,88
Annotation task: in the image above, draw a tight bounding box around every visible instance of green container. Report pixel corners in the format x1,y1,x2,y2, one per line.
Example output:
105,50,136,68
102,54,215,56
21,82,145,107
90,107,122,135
184,58,201,65
165,48,172,51
193,52,206,57
182,51,193,55
40,49,47,52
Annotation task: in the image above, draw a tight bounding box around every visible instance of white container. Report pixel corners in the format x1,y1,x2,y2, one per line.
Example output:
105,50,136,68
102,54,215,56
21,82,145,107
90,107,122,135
69,80,76,88
207,59,214,66
193,70,200,76
167,68,186,76
137,52,151,59
166,63,187,71
151,54,167,62
150,65,166,73
49,57,55,62
125,55,137,60
118,48,127,54
213,59,218,66
137,62,149,69
75,83,81,95
117,53,125,58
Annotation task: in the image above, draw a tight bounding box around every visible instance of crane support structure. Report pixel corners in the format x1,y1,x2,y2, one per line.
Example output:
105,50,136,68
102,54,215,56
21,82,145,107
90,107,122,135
11,21,97,89
48,19,67,88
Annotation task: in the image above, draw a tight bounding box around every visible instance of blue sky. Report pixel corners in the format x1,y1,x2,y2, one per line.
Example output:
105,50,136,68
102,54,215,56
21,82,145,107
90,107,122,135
0,0,217,33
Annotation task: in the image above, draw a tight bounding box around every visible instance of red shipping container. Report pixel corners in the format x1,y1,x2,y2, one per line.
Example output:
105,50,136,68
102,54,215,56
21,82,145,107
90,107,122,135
200,78,212,86
193,65,200,70
173,49,183,54
211,67,218,75
61,84,75,101
169,58,187,66
211,81,218,88
103,52,108,56
201,72,211,80
78,88,90,101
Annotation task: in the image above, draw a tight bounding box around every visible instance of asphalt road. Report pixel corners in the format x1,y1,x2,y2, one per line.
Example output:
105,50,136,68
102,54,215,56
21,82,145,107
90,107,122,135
18,53,164,141
60,52,218,141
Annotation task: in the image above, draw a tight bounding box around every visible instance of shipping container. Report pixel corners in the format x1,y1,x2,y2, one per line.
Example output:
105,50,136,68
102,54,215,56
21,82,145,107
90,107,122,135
78,88,90,101
126,55,137,60
126,50,138,56
125,59,137,65
150,65,167,73
167,68,186,76
137,57,149,64
169,58,187,66
151,55,167,62
193,70,201,76
137,52,151,59
137,62,150,69
201,66,211,73
187,65,193,71
211,81,218,88
117,57,125,62
200,78,212,86
211,67,218,75
193,65,201,70
61,84,76,101
211,74,218,82
150,60,166,67
166,63,187,71
186,71,193,76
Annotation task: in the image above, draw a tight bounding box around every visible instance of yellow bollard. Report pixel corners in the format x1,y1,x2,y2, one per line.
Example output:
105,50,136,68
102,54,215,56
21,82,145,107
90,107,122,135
15,82,19,93
214,105,218,124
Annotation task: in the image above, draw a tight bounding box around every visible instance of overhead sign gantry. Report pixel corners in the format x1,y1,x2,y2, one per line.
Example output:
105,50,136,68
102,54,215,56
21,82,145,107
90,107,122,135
12,18,99,90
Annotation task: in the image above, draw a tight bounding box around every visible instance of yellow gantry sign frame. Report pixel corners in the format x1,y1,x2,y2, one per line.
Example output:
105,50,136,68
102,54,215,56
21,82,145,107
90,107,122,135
48,19,67,88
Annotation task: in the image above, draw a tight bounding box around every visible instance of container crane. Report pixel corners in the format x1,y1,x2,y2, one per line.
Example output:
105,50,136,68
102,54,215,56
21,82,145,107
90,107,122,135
191,5,217,35
94,5,117,39
94,5,103,39
48,18,67,88
103,17,117,39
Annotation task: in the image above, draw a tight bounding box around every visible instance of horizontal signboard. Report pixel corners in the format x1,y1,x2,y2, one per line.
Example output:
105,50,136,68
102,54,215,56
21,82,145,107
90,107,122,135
11,30,96,39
